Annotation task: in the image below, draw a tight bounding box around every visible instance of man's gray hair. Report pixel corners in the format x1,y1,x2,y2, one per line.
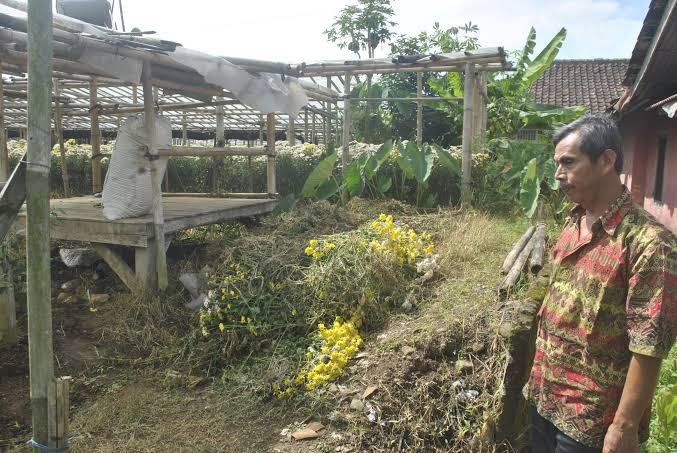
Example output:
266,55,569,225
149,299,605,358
552,113,624,174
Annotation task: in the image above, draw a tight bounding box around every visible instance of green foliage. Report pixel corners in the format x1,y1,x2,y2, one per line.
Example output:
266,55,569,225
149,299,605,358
301,150,338,198
647,347,677,452
476,139,566,218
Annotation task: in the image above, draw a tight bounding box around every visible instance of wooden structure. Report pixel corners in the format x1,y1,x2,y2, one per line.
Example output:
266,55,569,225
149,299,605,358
301,48,509,200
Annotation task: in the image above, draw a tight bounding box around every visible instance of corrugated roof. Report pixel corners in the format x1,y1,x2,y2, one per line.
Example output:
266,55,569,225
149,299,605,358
530,59,628,113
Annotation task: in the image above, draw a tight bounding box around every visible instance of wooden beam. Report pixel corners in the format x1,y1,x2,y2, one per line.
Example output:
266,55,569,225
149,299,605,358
266,113,276,195
288,114,295,146
89,78,102,193
0,243,16,346
47,376,70,450
162,192,274,199
91,243,140,292
461,62,475,204
141,61,168,291
25,0,54,448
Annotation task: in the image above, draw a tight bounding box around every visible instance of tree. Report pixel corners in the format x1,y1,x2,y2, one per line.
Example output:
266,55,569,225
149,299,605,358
324,0,397,60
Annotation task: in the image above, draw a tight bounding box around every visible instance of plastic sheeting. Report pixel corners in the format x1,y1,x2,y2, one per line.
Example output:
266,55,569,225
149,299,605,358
102,114,169,220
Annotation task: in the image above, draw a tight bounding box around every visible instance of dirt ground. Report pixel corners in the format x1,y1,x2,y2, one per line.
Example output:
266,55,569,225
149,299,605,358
1,209,525,452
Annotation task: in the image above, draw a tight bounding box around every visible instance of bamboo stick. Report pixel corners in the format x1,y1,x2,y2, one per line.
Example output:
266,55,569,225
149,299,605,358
89,78,102,193
181,112,187,145
501,226,535,274
416,72,423,146
500,235,536,297
461,62,475,204
157,147,268,158
266,113,276,195
213,97,225,193
288,114,295,146
529,223,547,275
0,56,7,182
26,1,54,449
141,60,168,291
303,109,308,142
326,76,333,143
53,79,69,197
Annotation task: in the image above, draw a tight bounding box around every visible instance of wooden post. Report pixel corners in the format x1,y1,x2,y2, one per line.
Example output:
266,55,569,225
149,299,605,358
461,62,475,204
416,72,423,146
303,109,308,142
342,72,351,172
0,242,16,346
258,116,264,145
326,76,333,143
0,56,8,182
141,61,168,291
47,376,70,449
480,73,488,145
288,114,295,146
311,111,316,144
132,84,138,104
212,98,225,193
181,112,187,145
335,102,340,146
89,78,102,193
266,112,276,195
26,0,54,449
322,103,327,145
53,79,70,197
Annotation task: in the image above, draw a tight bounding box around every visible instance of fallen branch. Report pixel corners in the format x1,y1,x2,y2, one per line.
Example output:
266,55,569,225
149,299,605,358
529,223,547,275
501,226,535,274
499,235,536,297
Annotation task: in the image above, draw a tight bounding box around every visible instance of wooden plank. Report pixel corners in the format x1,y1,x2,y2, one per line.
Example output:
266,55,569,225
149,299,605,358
0,154,27,244
135,239,157,292
92,243,140,292
163,200,277,233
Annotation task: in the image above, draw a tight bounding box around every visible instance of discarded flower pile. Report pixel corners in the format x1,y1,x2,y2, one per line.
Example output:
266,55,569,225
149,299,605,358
366,213,434,265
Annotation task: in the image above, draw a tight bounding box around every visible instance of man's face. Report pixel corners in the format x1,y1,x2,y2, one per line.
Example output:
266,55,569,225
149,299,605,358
553,132,606,205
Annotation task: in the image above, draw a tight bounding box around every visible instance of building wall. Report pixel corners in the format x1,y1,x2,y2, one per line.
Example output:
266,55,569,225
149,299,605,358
620,110,677,232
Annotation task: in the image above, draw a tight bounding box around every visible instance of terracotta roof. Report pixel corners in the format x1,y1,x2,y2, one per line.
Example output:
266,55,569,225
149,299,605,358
529,59,629,113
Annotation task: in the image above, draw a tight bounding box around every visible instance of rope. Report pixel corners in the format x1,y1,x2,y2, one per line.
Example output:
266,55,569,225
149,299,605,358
26,438,69,452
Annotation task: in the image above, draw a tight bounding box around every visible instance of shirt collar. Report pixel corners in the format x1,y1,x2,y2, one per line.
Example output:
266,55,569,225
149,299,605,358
567,186,632,236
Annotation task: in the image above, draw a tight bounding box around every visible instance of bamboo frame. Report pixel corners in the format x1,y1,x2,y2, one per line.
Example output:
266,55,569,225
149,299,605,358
266,113,276,195
416,72,423,146
158,146,267,157
53,79,69,197
0,56,7,182
461,62,475,204
89,78,102,193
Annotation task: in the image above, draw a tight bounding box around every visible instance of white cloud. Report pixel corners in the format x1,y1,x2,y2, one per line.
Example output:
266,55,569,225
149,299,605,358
118,0,644,63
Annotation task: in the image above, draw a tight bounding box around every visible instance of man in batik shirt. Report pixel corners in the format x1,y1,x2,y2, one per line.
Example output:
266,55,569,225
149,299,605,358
526,114,676,453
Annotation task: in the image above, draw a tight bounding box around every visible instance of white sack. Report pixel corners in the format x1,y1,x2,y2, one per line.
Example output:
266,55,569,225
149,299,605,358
102,114,169,220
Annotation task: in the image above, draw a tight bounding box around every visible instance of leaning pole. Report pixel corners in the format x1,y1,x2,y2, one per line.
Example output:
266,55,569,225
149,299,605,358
26,0,54,450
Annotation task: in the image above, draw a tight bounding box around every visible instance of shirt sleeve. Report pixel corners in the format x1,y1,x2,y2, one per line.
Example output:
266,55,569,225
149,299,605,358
626,235,677,359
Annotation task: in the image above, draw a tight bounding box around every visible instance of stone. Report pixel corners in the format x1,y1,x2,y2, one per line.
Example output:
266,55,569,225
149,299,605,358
349,398,364,411
59,248,100,268
89,293,110,304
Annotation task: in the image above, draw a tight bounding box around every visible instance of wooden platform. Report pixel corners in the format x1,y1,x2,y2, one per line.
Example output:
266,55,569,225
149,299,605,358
14,196,277,292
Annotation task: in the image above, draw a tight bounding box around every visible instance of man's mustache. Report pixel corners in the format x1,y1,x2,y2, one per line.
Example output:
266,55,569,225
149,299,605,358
559,182,573,192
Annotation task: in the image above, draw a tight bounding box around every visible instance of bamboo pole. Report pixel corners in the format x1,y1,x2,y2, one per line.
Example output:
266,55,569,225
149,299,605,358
213,97,225,193
266,113,276,195
89,78,102,193
461,62,475,204
157,146,267,157
416,72,423,146
141,61,168,290
0,57,7,183
181,112,187,145
288,114,295,146
53,79,69,197
342,72,351,172
311,111,316,144
303,109,308,142
529,222,547,275
326,76,333,143
501,226,535,274
26,1,54,449
163,192,273,199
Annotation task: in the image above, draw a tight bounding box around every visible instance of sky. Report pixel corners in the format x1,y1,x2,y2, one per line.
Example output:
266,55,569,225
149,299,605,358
116,0,647,63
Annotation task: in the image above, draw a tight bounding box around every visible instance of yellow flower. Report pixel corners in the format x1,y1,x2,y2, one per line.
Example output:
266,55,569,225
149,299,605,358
218,323,225,332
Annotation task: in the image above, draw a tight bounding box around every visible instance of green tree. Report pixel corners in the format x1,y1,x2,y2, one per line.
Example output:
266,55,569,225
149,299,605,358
325,0,397,143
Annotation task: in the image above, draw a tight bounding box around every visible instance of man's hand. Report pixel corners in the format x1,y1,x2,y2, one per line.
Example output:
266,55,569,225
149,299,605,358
602,422,639,453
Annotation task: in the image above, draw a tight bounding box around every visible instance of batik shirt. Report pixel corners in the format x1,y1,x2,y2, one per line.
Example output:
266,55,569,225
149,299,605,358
526,187,677,448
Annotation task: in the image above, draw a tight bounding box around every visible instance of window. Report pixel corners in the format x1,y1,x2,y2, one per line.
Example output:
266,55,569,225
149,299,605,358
654,137,668,203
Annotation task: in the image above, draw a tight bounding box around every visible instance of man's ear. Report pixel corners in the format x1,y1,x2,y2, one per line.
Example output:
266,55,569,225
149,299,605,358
600,148,617,174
